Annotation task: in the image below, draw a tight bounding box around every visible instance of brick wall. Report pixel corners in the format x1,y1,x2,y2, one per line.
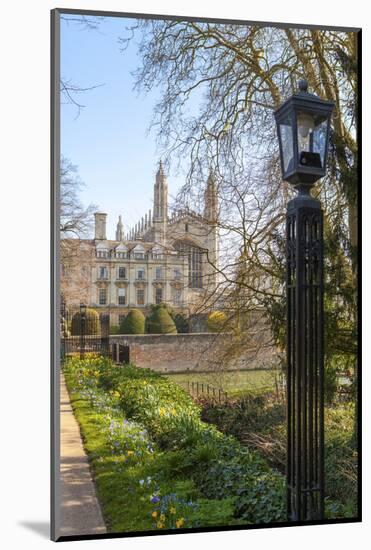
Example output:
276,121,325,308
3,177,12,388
110,333,277,373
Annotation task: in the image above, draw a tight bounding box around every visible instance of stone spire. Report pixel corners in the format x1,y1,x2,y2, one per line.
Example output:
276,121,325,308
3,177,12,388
153,161,168,244
115,215,124,241
153,160,168,221
204,171,218,222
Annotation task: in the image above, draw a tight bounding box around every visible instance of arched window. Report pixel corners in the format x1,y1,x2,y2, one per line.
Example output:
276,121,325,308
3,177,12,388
174,241,203,289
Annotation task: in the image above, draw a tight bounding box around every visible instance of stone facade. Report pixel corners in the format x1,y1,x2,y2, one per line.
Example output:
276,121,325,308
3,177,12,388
61,163,219,326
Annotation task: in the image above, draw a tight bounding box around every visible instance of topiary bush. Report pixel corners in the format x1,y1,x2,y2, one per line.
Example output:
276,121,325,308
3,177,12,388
172,312,190,333
207,310,227,333
71,308,100,335
146,305,177,334
121,309,145,334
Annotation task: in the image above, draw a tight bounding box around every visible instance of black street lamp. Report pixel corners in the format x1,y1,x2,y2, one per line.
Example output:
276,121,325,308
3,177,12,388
274,80,334,521
79,302,87,360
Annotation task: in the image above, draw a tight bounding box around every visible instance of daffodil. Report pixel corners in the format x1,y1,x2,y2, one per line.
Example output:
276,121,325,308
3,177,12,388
176,518,185,528
151,511,158,518
157,522,164,529
127,450,134,456
170,507,176,515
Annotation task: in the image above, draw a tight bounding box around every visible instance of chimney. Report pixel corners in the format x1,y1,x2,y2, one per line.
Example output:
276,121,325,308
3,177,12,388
94,212,107,240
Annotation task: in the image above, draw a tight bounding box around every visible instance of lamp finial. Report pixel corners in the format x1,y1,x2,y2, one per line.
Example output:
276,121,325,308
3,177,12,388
298,79,308,93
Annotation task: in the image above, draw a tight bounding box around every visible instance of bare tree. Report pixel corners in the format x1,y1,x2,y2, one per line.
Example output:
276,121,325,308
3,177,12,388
60,156,97,237
60,157,97,305
60,15,105,117
121,21,358,371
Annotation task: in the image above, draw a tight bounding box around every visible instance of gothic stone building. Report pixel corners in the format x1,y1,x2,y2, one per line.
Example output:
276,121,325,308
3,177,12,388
61,162,219,327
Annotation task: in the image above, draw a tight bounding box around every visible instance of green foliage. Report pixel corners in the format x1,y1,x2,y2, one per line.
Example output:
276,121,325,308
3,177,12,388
71,308,100,335
324,360,339,405
63,357,285,530
201,393,357,518
325,403,358,517
207,310,227,333
196,456,285,524
146,304,177,334
109,325,120,335
172,312,189,333
121,309,145,334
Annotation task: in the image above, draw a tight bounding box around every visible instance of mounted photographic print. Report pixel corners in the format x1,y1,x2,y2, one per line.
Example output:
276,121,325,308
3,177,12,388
51,8,361,542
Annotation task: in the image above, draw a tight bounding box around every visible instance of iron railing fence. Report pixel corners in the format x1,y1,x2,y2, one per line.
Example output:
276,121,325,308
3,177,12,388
60,298,130,364
182,380,228,403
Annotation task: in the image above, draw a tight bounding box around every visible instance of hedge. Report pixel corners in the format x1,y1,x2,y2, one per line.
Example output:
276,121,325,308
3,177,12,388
146,305,177,334
71,308,100,335
120,309,145,334
207,310,228,333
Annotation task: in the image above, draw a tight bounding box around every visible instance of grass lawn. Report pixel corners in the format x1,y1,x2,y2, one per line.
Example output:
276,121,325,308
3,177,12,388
164,369,282,397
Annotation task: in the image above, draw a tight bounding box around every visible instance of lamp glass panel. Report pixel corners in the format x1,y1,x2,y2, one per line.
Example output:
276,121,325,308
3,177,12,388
312,118,329,167
296,111,328,169
297,111,315,153
279,117,294,173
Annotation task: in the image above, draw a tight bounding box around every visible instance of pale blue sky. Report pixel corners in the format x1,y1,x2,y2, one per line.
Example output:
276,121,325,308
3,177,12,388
61,15,187,238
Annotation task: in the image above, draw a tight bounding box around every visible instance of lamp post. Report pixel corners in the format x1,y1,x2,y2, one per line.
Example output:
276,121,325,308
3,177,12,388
80,302,87,360
274,80,334,521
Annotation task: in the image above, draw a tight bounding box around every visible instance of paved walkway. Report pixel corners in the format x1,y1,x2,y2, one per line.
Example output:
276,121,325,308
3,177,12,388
59,374,106,537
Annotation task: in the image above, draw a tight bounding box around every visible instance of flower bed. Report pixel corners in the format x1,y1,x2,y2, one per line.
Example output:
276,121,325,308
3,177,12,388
63,356,285,533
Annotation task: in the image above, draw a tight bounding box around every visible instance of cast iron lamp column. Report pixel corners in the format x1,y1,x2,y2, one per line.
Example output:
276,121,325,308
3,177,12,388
274,80,334,521
79,302,87,360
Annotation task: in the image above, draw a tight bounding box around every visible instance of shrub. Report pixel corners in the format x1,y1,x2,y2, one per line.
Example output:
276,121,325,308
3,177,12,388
324,360,339,404
147,305,177,334
121,309,145,334
110,325,120,335
71,308,100,335
172,313,189,333
207,311,227,333
61,316,70,337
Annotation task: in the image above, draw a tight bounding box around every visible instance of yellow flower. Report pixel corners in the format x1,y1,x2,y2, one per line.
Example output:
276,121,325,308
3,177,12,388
159,407,166,416
127,450,134,456
171,408,176,415
176,518,185,528
157,522,164,529
159,514,166,522
170,507,176,515
114,391,120,397
152,511,158,518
